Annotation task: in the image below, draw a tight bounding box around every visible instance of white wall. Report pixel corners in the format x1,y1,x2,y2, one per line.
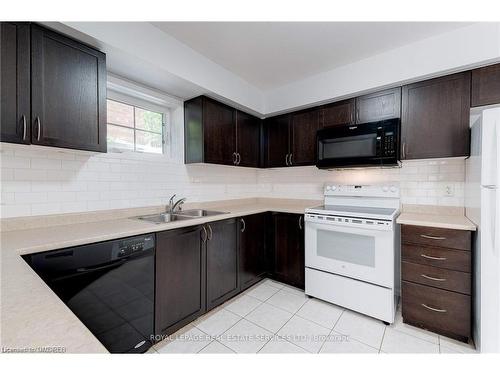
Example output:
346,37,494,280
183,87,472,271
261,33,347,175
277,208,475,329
60,22,265,114
257,159,465,207
264,23,500,114
0,138,465,218
58,22,500,116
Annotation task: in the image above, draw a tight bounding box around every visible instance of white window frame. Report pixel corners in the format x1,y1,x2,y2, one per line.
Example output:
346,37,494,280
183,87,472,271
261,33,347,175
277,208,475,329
106,74,182,157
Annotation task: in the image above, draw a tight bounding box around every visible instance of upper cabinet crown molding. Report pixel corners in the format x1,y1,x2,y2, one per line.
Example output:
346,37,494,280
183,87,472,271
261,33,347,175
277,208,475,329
0,22,107,153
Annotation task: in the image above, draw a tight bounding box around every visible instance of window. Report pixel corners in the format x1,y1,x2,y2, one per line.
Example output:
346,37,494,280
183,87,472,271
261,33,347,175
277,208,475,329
107,99,165,154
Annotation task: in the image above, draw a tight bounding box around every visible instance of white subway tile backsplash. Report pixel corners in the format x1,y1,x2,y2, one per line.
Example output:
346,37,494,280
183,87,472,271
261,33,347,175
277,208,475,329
0,141,466,218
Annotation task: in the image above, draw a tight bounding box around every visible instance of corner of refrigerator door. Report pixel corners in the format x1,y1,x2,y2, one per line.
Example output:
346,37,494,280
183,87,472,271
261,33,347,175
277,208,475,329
480,107,500,188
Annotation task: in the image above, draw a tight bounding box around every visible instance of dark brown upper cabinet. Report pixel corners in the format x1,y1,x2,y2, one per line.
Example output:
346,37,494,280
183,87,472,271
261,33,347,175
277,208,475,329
184,96,261,167
264,114,290,167
155,226,206,336
290,107,320,166
355,87,401,123
236,110,261,167
239,213,268,291
265,108,319,168
205,218,239,310
0,22,31,144
270,212,305,289
30,24,107,152
471,63,500,107
201,97,235,165
401,72,471,160
320,99,355,128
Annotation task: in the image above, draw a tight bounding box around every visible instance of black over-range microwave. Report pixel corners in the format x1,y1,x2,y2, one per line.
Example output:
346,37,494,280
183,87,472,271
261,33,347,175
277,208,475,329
316,118,400,169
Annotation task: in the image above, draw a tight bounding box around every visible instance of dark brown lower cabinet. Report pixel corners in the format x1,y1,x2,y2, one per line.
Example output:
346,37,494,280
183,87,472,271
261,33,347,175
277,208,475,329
239,213,268,291
401,225,472,342
206,218,239,310
155,226,206,337
271,212,305,289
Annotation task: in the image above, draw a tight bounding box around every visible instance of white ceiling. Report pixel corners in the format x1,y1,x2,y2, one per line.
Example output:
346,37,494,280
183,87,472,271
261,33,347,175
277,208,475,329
152,22,472,90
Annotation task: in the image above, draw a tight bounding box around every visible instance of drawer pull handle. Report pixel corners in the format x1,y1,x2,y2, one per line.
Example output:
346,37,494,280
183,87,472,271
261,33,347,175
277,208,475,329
421,274,446,282
421,254,447,261
421,303,447,313
420,234,446,240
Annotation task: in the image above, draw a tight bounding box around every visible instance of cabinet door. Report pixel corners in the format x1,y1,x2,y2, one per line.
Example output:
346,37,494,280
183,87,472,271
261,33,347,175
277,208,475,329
236,111,261,167
272,213,305,289
356,87,401,123
320,99,355,128
206,219,239,310
203,97,235,165
0,22,30,144
290,108,320,166
31,25,106,152
471,63,500,107
265,114,290,167
155,226,206,336
402,72,471,160
239,213,267,291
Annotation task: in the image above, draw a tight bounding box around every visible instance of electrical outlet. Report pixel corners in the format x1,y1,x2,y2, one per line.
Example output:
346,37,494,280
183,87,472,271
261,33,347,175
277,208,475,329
444,184,455,197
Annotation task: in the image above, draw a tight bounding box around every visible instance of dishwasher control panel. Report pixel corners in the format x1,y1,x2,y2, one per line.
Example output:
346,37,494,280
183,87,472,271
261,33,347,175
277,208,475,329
113,234,155,259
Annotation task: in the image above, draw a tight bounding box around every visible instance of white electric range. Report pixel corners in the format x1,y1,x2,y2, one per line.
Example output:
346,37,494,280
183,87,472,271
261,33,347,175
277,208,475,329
304,183,401,324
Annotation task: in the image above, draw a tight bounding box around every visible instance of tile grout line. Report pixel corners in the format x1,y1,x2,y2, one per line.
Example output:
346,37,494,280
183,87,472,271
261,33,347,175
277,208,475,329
378,326,387,353
317,309,345,353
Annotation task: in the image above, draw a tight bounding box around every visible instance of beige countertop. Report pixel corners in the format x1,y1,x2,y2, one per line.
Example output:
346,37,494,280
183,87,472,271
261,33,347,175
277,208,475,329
0,198,319,353
396,204,476,231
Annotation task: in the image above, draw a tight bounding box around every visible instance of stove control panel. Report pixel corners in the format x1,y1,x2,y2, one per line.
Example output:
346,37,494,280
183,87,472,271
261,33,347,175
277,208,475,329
305,213,394,231
324,184,399,198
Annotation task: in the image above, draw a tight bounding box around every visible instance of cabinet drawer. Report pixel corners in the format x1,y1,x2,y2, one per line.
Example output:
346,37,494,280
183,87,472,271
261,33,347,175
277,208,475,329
402,261,471,294
402,281,470,341
402,244,470,272
402,225,471,251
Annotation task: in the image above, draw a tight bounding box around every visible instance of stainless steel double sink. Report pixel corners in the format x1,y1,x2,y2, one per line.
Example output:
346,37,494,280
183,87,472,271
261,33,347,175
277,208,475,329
134,209,228,224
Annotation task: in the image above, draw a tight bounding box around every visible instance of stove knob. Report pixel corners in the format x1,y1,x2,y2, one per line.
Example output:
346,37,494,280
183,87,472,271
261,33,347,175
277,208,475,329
382,186,389,192
326,185,332,191
331,185,337,191
390,186,397,193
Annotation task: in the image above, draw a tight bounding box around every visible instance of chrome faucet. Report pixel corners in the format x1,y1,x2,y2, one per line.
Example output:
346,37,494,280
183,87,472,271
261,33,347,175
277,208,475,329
167,194,186,214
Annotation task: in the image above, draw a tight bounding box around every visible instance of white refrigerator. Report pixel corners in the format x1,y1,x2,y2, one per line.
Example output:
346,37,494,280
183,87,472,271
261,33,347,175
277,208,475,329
465,105,500,353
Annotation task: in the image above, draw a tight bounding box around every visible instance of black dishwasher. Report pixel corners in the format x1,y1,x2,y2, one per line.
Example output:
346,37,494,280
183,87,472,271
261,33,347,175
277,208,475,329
23,234,155,353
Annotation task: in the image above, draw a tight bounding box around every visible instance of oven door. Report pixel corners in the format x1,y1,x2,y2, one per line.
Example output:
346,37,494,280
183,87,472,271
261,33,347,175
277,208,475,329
305,220,394,288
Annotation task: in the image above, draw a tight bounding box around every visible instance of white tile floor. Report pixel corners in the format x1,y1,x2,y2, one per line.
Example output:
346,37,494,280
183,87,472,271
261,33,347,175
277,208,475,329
151,278,477,354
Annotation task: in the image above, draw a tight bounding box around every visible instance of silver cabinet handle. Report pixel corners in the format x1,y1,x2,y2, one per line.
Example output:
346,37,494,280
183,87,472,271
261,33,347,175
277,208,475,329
201,226,208,243
285,153,289,166
421,303,447,313
232,152,237,165
236,153,241,165
421,274,446,282
207,224,213,240
420,234,446,240
35,116,41,141
298,216,303,230
21,115,27,140
402,142,406,159
289,153,293,166
421,254,447,261
240,218,245,232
